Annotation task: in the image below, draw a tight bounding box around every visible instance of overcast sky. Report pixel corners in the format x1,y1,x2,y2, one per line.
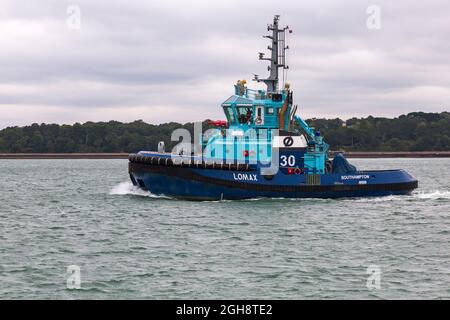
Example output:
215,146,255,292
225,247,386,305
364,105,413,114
0,0,449,128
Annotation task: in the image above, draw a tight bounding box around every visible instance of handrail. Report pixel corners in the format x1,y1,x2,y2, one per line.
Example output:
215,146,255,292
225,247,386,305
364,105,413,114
244,88,259,100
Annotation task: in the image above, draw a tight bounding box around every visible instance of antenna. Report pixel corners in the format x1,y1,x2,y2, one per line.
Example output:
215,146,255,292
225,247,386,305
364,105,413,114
253,15,292,93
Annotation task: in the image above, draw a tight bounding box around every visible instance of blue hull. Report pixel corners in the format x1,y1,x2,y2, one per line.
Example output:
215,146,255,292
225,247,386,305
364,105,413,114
128,157,418,201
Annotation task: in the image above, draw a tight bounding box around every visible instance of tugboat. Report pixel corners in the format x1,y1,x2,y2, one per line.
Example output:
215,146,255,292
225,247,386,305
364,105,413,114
128,15,418,200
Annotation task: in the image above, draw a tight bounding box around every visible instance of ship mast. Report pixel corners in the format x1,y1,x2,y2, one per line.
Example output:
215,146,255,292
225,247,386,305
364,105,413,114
254,15,291,93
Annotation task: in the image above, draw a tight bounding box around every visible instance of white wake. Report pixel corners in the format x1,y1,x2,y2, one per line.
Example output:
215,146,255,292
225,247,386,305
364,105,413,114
109,181,171,199
413,190,450,200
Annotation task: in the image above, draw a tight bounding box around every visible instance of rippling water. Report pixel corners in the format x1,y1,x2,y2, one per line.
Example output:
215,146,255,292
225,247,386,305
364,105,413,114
0,158,449,299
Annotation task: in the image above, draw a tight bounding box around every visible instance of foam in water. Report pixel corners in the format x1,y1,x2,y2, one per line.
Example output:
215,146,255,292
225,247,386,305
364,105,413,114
413,190,450,200
343,190,450,202
343,195,404,203
109,181,170,198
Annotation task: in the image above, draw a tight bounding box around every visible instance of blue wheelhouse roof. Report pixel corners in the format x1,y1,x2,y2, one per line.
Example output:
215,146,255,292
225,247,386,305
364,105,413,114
221,95,254,106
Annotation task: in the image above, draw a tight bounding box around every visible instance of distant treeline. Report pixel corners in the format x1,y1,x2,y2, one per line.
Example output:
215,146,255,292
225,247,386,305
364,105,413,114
0,112,449,153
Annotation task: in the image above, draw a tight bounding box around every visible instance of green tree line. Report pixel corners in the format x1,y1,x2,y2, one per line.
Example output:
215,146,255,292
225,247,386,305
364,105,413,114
307,112,450,151
0,112,449,153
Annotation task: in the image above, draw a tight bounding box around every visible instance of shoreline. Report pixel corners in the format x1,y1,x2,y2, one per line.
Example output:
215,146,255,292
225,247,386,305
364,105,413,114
329,151,450,158
0,151,449,159
0,153,129,159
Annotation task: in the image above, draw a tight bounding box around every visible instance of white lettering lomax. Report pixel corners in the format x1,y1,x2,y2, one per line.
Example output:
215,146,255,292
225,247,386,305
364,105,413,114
233,173,258,182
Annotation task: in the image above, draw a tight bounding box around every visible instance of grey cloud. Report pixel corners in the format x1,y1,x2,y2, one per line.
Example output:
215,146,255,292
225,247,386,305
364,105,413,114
0,0,449,128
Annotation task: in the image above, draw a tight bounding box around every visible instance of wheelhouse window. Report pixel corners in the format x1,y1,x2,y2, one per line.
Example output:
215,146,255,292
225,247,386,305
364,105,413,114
223,106,236,123
236,106,253,124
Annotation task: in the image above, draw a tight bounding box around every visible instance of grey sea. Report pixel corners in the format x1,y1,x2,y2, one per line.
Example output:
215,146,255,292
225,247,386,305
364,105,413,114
0,158,449,299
